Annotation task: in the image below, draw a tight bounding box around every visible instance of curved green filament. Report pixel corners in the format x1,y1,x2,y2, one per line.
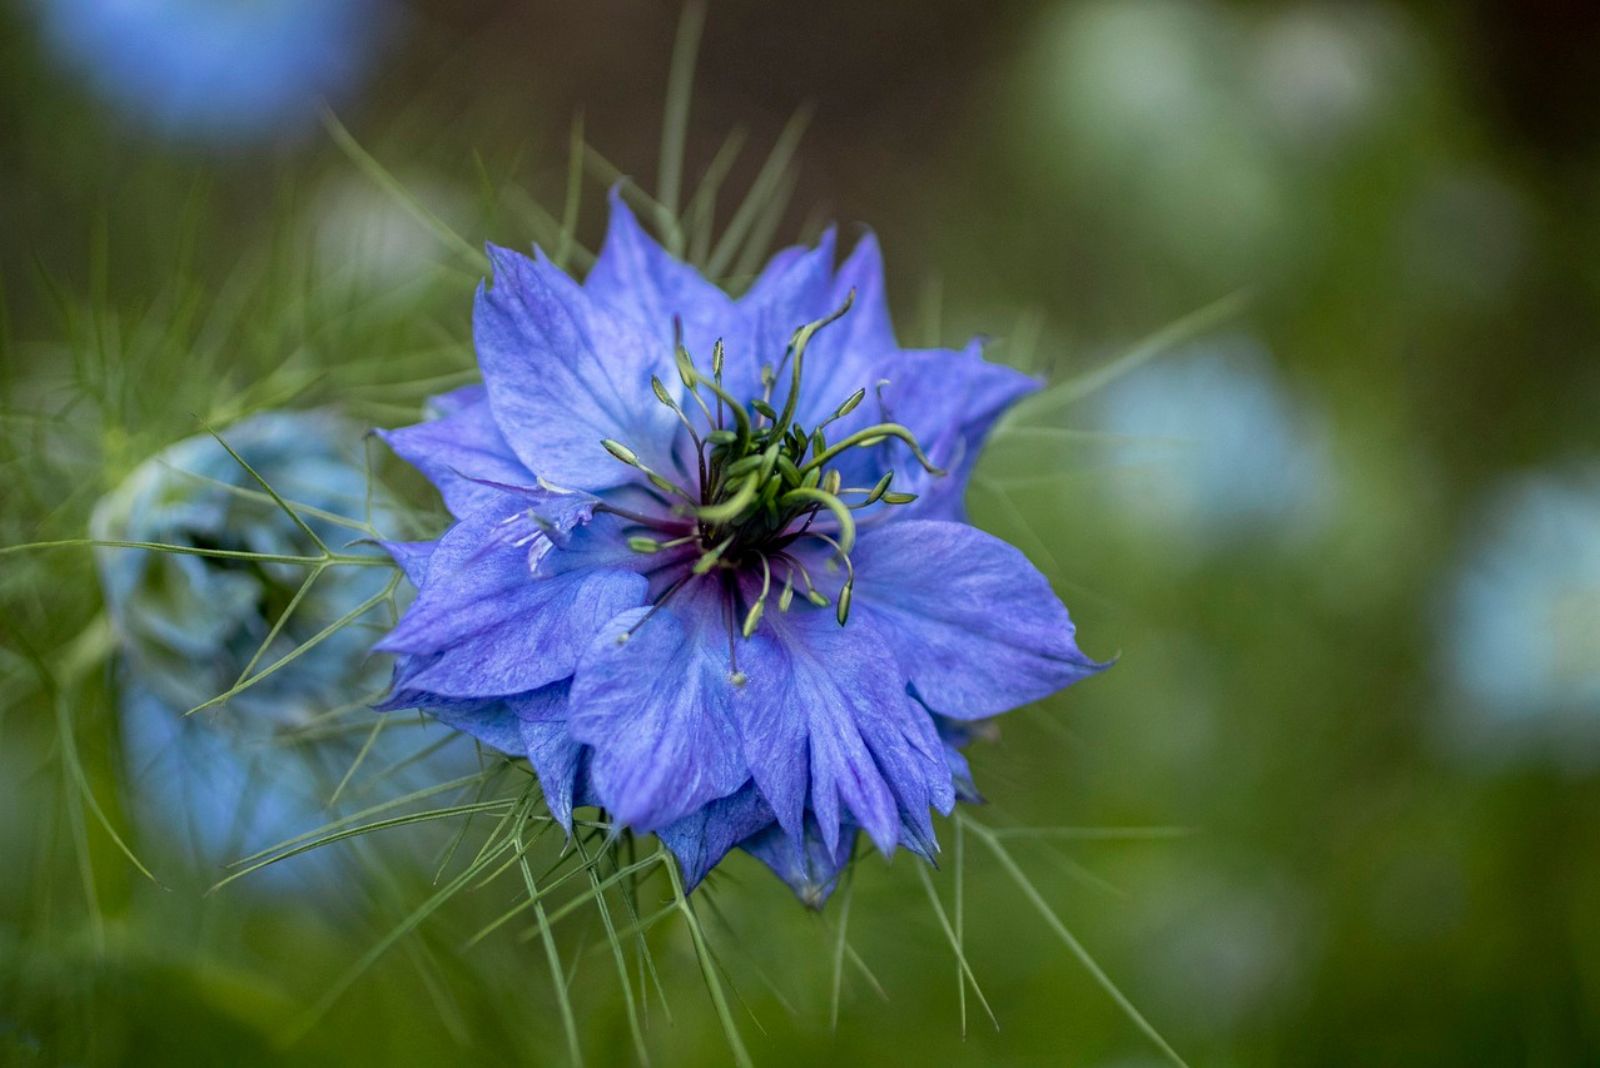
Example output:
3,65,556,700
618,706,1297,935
771,290,855,441
692,372,752,451
799,422,945,477
780,487,856,554
695,473,759,522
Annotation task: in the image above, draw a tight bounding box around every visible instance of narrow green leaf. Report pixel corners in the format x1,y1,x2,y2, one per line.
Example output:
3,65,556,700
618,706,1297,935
964,815,1189,1068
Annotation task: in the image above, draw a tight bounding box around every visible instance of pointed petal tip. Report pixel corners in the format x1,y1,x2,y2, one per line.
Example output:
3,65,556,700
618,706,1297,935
604,182,643,220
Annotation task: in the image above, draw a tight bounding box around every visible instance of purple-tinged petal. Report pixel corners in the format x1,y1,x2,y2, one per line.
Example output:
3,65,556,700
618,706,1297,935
932,713,993,804
739,229,841,411
585,191,746,381
509,683,584,829
944,744,981,804
874,340,1039,521
865,690,955,853
379,672,587,830
657,783,774,891
740,817,857,909
741,229,837,318
829,232,896,356
425,383,487,417
380,539,437,587
376,505,647,697
537,510,700,591
467,481,602,554
374,674,535,771
850,519,1107,719
738,607,946,855
425,696,522,754
567,587,748,831
476,244,680,492
376,392,533,519
793,232,902,434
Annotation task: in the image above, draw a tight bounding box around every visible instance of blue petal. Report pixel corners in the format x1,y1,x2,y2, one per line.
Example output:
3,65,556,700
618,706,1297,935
376,389,533,519
584,192,752,389
874,340,1039,521
741,229,837,321
738,229,848,421
566,586,748,831
426,383,486,417
422,694,523,754
375,505,647,697
656,783,774,891
741,817,857,909
476,244,680,492
537,510,700,587
378,671,586,830
793,233,901,434
849,520,1107,719
380,539,436,587
738,606,949,855
121,681,323,877
828,232,896,355
932,713,991,804
737,231,902,437
509,683,585,829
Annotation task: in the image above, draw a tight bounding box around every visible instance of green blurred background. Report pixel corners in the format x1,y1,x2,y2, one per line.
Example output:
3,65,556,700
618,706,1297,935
3,1,1599,1064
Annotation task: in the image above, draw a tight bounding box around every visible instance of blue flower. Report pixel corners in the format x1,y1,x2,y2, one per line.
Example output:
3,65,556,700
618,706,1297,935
376,196,1105,903
35,0,388,144
1439,468,1600,764
1093,335,1332,548
93,411,437,878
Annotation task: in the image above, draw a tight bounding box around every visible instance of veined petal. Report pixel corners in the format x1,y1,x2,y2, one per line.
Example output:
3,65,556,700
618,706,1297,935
376,390,532,519
850,519,1106,719
828,232,896,356
476,244,680,492
380,539,437,587
932,712,991,804
795,232,900,434
739,228,841,414
370,194,1102,902
567,587,748,831
740,817,857,909
378,668,586,829
585,192,753,391
413,693,521,753
509,683,585,830
537,510,700,590
425,383,487,417
376,505,647,697
873,339,1039,521
741,228,836,318
738,606,946,855
657,783,774,891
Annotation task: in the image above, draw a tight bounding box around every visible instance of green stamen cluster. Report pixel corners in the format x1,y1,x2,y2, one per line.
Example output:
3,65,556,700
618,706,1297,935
599,291,942,639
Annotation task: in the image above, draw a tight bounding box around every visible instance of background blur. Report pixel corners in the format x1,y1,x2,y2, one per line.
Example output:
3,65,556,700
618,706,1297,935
3,1,1599,1064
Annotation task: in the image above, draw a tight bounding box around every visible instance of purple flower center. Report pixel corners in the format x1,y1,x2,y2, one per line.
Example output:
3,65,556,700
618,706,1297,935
594,293,944,668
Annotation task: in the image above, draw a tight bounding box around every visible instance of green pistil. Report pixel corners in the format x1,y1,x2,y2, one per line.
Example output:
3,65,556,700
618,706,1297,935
601,292,941,643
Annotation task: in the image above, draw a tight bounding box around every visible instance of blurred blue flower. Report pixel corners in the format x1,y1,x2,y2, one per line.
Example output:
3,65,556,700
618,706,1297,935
375,194,1105,904
35,0,388,144
1093,335,1332,549
92,411,432,875
1440,469,1600,763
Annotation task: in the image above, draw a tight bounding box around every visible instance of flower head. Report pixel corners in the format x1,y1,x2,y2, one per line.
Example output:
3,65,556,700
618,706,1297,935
377,194,1105,902
92,412,408,875
1094,335,1332,549
1440,467,1600,764
36,0,387,144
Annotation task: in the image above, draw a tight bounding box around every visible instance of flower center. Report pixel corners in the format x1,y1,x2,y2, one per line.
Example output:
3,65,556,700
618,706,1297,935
596,291,942,644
